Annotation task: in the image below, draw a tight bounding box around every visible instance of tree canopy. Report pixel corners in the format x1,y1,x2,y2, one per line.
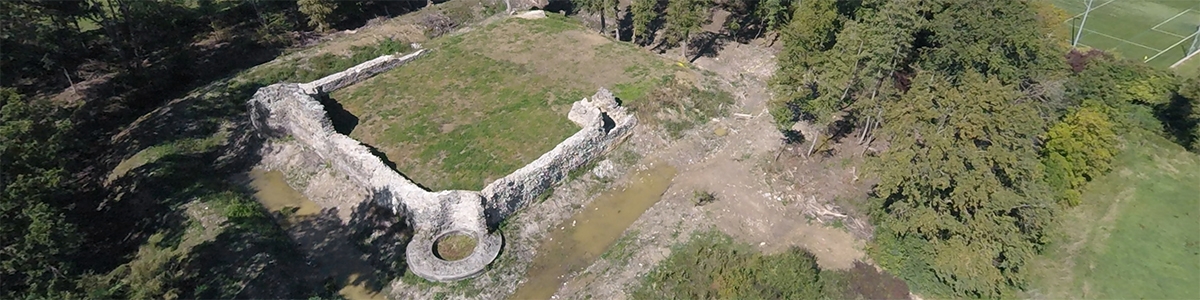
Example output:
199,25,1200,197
871,71,1055,297
763,0,1200,297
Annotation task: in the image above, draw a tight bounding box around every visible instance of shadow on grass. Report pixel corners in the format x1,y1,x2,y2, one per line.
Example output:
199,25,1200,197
318,94,361,136
76,122,332,298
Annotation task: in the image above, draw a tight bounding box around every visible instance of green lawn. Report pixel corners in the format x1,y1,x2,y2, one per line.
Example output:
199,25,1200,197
1053,0,1199,68
1174,52,1200,78
330,15,729,191
1029,131,1200,299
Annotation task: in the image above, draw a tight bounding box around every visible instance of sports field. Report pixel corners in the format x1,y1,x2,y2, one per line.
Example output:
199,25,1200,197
1053,0,1200,70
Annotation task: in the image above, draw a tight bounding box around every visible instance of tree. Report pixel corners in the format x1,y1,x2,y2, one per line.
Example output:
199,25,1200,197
573,0,608,35
297,0,337,32
752,0,789,40
631,0,658,45
918,0,1067,84
1042,105,1119,206
1179,76,1200,151
664,0,711,61
1,89,82,298
769,0,841,126
769,0,921,150
0,0,93,89
871,71,1056,297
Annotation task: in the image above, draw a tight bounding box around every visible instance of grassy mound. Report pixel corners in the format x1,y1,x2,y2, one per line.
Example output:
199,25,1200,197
1030,131,1200,298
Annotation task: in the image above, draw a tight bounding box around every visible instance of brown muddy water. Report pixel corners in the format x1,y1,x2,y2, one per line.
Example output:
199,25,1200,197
509,162,677,300
247,168,385,300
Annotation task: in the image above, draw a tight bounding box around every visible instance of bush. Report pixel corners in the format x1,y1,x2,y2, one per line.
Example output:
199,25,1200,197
633,231,826,299
691,190,716,206
1042,106,1119,206
420,12,457,38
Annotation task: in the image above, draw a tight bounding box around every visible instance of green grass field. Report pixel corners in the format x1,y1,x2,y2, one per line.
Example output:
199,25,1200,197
330,15,730,191
1175,51,1200,78
1029,131,1200,299
1053,0,1200,69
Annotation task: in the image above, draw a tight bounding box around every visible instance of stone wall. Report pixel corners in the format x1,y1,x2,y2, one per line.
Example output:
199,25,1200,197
480,88,635,226
247,49,635,282
299,49,427,95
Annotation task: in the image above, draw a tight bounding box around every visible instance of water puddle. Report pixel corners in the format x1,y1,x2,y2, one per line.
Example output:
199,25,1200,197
248,168,321,224
509,162,677,300
338,273,387,300
246,168,384,300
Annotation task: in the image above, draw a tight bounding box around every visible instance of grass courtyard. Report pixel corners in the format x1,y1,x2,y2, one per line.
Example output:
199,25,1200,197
1052,0,1200,70
329,15,731,191
1029,131,1200,299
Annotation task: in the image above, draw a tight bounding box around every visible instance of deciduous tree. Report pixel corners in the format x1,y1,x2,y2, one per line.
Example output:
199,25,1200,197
297,0,337,32
1042,105,1119,206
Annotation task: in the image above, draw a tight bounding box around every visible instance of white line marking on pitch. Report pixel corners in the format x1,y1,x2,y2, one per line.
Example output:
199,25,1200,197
1146,31,1200,63
1170,45,1200,68
1152,9,1192,30
1080,28,1164,52
1153,28,1186,38
1064,0,1120,23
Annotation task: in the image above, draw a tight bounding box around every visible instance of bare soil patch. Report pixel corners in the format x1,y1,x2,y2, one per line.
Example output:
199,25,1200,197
549,40,882,299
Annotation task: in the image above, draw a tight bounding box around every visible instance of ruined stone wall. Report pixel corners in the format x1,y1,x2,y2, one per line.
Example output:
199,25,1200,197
480,88,635,225
248,48,635,282
249,84,451,226
299,49,427,95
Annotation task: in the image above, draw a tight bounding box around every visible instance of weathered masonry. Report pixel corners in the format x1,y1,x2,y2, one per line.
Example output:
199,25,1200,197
247,49,635,281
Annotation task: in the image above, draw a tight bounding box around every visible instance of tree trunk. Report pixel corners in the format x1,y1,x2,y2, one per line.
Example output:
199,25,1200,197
613,7,621,40
858,117,871,144
756,20,767,40
682,31,689,61
250,0,267,27
807,131,820,157
599,9,607,35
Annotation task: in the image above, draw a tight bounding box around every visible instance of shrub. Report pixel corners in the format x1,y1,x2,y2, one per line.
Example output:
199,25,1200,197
691,190,716,206
420,12,457,38
1042,106,1119,206
633,231,826,299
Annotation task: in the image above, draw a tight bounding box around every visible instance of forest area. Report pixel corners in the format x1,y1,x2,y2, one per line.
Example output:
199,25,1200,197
764,0,1200,297
4,0,1200,299
2,0,431,298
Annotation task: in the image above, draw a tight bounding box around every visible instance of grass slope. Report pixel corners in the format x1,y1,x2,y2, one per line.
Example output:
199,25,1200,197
1030,131,1200,299
331,14,729,190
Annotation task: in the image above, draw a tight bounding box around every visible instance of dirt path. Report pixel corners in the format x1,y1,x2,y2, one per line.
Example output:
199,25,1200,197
551,41,867,299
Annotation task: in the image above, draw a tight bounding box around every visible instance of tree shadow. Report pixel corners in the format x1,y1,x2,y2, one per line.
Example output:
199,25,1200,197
617,7,634,42
182,208,315,299
77,125,266,272
716,0,770,44
832,260,911,300
543,0,576,14
333,0,430,31
173,141,412,298
1159,93,1197,150
690,31,729,63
